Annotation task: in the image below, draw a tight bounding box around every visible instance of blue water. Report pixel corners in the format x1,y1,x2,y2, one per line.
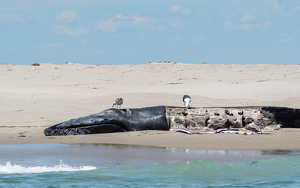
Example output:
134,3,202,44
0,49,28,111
1,144,300,187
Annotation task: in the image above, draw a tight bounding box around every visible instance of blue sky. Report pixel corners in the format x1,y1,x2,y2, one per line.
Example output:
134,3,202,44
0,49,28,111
1,0,299,65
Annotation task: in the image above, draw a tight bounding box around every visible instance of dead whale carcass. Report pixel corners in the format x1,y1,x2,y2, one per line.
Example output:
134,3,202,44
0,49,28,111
44,106,168,136
44,106,300,136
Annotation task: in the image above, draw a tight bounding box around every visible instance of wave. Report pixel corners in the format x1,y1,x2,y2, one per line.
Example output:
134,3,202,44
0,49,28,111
0,160,96,174
1,157,299,187
90,157,300,187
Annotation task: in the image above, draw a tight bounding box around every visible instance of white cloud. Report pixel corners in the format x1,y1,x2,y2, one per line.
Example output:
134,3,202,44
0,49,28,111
6,47,14,52
123,49,132,54
80,40,87,44
240,14,255,22
171,37,182,42
170,22,184,28
94,49,106,55
271,0,288,16
195,35,206,43
0,13,30,23
95,19,118,32
188,35,206,43
47,43,65,48
169,5,191,14
138,34,147,40
291,6,300,11
282,37,293,42
53,25,88,36
264,21,271,27
56,10,80,24
115,14,148,25
280,34,293,42
146,25,166,31
95,14,158,32
35,43,65,49
223,20,271,30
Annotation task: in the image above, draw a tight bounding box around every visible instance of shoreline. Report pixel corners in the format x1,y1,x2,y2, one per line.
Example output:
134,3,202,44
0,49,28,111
1,64,300,150
2,143,300,164
1,128,300,150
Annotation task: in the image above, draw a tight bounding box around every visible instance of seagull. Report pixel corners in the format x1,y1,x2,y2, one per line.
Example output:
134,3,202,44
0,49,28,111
183,95,191,109
112,97,123,109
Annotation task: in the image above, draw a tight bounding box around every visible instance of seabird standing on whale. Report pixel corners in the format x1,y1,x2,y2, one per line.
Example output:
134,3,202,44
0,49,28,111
183,95,191,109
112,97,123,109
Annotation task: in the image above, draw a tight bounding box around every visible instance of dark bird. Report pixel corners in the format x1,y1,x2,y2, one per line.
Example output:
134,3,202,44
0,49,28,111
183,95,191,109
112,97,123,109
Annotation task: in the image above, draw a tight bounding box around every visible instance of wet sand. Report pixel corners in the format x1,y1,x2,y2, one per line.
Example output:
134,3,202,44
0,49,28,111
1,63,300,150
2,143,300,165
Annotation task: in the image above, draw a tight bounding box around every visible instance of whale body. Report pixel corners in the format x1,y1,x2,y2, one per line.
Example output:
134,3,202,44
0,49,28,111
44,106,168,136
44,106,300,136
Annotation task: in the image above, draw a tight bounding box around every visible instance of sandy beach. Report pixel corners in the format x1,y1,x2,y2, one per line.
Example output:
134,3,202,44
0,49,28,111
1,63,300,150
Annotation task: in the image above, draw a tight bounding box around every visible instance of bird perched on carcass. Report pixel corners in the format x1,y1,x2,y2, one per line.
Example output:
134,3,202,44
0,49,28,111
112,97,123,109
183,95,191,109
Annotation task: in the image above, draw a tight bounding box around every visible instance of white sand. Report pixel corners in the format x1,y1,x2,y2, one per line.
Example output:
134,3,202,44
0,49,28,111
1,63,300,149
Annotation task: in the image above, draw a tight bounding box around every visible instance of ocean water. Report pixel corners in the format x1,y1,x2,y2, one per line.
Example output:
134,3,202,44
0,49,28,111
1,144,300,188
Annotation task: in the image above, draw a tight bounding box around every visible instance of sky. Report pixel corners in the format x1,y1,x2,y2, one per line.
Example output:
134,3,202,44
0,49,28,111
1,0,300,65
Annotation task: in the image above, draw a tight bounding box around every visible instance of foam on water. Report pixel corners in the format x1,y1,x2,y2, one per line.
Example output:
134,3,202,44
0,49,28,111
0,160,96,174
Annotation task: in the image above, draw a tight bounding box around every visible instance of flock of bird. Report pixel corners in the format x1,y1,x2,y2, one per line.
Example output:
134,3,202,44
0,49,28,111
112,95,191,109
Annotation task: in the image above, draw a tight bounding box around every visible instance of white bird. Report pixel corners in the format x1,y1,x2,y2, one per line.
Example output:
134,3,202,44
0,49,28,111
183,95,191,109
273,124,282,131
112,97,123,109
